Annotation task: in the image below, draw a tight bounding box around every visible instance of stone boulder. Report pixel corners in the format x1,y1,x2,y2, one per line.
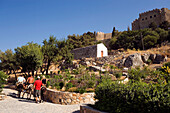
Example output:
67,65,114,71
117,58,126,68
153,54,167,64
149,54,156,62
124,53,143,68
89,66,106,72
141,53,150,63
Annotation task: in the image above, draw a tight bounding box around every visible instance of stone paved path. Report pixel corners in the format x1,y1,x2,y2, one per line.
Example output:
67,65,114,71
0,88,80,113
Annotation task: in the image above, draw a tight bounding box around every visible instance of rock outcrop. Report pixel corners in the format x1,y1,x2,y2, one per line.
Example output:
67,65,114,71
123,53,167,68
141,53,150,63
59,52,168,71
124,53,143,68
153,54,167,64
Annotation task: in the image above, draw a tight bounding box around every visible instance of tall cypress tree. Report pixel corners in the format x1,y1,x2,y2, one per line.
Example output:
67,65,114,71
112,27,116,37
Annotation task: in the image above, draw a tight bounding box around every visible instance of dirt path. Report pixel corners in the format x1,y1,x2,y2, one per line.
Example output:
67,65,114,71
0,88,80,113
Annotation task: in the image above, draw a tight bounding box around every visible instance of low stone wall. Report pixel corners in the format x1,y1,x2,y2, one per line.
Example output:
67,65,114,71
80,105,107,113
44,88,95,105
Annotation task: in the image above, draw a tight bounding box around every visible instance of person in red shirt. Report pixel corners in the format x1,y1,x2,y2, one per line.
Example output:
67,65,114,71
34,76,42,103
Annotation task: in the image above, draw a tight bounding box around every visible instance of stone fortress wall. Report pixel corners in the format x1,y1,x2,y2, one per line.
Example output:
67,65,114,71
95,32,112,49
96,32,112,41
132,8,170,30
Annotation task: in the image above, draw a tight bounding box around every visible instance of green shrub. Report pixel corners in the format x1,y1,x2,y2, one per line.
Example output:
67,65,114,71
77,87,86,94
0,71,7,93
59,75,63,79
54,75,59,79
66,82,73,90
58,71,60,74
95,80,170,113
64,69,70,74
59,82,64,89
45,75,50,78
115,72,122,78
163,62,170,67
46,81,50,88
72,69,79,74
54,82,59,87
87,80,95,88
128,68,142,81
147,59,152,64
52,82,59,89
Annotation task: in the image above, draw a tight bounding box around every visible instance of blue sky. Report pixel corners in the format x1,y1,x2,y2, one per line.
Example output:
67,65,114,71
0,0,169,52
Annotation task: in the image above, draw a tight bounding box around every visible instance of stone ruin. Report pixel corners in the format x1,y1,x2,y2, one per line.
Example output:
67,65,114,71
132,8,170,30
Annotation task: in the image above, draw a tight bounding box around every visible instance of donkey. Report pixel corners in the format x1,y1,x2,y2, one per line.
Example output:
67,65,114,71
22,83,34,99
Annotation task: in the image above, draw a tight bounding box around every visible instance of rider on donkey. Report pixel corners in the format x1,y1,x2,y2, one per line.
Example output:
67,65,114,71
22,75,34,99
16,75,25,98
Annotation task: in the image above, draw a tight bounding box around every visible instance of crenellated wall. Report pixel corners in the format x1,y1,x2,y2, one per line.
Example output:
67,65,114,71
96,32,112,41
132,8,170,30
96,32,105,41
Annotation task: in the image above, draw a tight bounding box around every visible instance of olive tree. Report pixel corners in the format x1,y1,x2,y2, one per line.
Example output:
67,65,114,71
15,42,43,76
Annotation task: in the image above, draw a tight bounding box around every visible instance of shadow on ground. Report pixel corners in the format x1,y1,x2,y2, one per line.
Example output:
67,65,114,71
72,110,80,113
18,99,36,103
8,92,36,103
8,92,18,99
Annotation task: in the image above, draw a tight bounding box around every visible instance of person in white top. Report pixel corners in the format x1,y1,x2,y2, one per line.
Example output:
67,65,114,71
17,75,26,83
16,75,26,98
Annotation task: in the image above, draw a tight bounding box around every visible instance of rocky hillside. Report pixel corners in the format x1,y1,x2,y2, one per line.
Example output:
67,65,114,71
58,45,170,71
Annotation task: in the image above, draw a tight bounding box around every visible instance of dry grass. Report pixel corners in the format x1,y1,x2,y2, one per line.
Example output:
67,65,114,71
112,45,170,70
123,45,170,57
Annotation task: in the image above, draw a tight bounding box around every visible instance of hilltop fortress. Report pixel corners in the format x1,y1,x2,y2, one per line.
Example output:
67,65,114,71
96,32,112,41
132,8,170,30
96,8,170,42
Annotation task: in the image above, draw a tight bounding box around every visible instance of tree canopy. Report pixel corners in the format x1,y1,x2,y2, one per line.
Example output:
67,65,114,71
0,49,19,75
67,31,96,49
42,36,58,75
110,27,169,50
15,42,43,76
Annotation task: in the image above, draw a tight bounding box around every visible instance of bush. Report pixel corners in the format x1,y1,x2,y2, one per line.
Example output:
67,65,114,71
54,83,60,90
115,72,122,78
147,59,152,64
87,80,95,88
58,71,60,74
59,75,63,79
72,69,79,74
0,71,7,93
46,81,50,88
77,87,86,94
45,75,50,78
66,82,73,90
158,65,170,83
163,62,170,67
128,68,142,81
94,81,170,113
59,82,64,89
54,75,60,80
